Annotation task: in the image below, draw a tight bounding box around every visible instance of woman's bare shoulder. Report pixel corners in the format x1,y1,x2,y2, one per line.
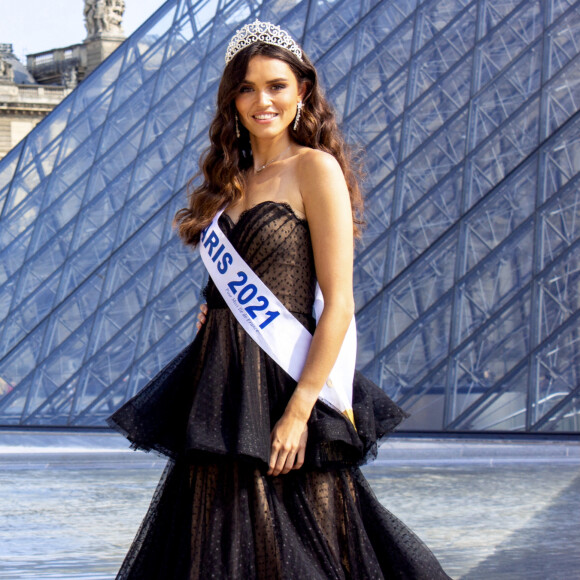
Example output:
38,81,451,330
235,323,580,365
297,148,344,196
297,147,340,171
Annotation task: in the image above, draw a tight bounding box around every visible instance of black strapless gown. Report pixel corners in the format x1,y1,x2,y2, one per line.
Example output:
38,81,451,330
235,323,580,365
107,201,451,579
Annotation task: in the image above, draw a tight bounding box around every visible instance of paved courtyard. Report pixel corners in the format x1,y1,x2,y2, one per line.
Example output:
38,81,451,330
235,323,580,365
0,431,579,579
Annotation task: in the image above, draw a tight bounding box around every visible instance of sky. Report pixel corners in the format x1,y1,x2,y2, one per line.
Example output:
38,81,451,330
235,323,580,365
0,0,168,63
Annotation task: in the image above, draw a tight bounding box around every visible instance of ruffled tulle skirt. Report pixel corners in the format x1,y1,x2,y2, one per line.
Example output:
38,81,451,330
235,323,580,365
107,310,451,579
107,310,409,469
114,456,450,579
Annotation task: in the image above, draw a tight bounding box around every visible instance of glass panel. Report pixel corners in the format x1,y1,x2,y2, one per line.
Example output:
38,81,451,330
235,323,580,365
452,288,531,420
12,225,73,308
397,109,468,215
51,129,103,199
61,216,120,297
355,0,414,68
0,186,9,221
404,55,472,159
317,35,356,94
357,120,402,188
356,294,385,367
415,0,471,52
408,4,476,102
534,319,580,422
0,325,44,386
458,222,534,342
347,70,407,143
0,143,23,196
74,375,131,426
56,116,97,165
307,0,348,28
0,278,17,331
165,12,196,62
384,232,457,346
305,0,361,61
0,277,58,359
0,229,32,287
543,53,580,137
25,376,77,426
0,193,43,247
478,0,523,38
131,118,188,195
353,242,388,308
38,139,62,179
131,314,197,404
143,73,197,151
0,375,31,423
89,279,149,356
69,50,124,117
537,243,580,342
28,181,86,255
452,365,528,431
376,297,453,394
101,210,165,303
83,317,142,408
357,176,395,251
392,169,462,276
27,98,74,155
398,364,448,430
175,134,207,194
42,268,105,358
541,113,580,203
136,273,200,357
545,5,580,80
539,175,580,268
1,0,579,432
469,42,542,152
465,96,540,208
71,191,124,254
119,165,177,241
193,0,220,32
536,392,580,432
185,88,216,140
127,2,177,58
84,122,145,204
462,157,537,273
99,81,155,154
351,22,414,118
475,0,543,92
548,0,577,26
4,163,42,216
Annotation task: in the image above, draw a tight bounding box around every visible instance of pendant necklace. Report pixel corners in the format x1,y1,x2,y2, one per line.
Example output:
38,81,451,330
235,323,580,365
254,144,292,175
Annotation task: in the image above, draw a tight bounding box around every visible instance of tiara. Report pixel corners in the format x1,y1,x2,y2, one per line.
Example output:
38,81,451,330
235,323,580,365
225,19,303,64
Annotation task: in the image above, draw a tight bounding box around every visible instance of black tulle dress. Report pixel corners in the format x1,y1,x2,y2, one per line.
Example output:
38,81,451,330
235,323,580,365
107,201,451,579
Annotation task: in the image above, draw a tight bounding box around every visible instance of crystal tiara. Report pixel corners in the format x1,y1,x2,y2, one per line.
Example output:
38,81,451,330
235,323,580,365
225,19,303,64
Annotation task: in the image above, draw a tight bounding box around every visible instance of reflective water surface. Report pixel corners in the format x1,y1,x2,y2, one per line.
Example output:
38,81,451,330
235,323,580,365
1,434,579,580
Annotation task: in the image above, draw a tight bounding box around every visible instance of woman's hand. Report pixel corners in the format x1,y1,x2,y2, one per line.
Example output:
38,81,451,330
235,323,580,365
195,303,208,332
268,413,308,476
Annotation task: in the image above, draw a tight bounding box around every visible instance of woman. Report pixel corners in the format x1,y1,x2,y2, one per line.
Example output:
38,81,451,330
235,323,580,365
108,20,451,579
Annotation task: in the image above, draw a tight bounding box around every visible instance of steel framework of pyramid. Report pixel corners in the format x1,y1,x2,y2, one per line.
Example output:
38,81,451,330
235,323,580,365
0,0,579,432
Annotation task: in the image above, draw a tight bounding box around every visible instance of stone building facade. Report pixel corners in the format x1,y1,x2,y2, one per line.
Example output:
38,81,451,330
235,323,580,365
0,44,71,161
0,0,126,160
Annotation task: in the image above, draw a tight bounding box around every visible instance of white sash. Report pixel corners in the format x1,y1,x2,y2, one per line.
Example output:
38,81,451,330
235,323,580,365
200,209,357,426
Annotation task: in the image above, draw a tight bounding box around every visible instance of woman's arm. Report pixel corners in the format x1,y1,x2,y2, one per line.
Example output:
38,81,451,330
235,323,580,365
268,149,355,476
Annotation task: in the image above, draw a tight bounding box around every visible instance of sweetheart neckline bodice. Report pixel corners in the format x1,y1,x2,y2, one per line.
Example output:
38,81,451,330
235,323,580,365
221,200,307,230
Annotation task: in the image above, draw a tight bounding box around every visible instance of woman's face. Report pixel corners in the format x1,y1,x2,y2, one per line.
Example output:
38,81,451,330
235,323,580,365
235,55,304,142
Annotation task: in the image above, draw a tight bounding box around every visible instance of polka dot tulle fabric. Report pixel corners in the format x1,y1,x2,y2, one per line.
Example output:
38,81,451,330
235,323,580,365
107,202,451,579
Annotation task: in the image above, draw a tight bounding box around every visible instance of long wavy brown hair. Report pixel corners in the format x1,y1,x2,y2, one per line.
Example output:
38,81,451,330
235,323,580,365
174,42,364,247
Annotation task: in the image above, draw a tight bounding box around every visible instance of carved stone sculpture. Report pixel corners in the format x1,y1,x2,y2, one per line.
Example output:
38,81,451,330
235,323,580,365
0,58,13,82
84,0,125,38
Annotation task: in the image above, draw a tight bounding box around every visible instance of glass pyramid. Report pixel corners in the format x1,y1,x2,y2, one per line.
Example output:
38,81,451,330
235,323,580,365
1,0,579,432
